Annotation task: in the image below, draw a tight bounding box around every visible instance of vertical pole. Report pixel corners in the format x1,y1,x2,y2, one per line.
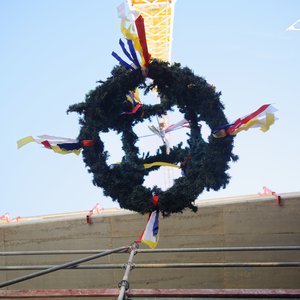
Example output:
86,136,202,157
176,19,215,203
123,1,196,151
118,243,138,300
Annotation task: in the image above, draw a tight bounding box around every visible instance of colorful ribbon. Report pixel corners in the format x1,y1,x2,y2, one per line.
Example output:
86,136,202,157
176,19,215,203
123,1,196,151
134,15,151,67
147,119,191,154
86,203,103,224
111,51,137,71
110,161,179,170
122,88,143,114
213,104,277,138
164,119,190,133
143,162,180,169
112,5,151,71
258,186,282,206
0,213,20,223
17,135,94,155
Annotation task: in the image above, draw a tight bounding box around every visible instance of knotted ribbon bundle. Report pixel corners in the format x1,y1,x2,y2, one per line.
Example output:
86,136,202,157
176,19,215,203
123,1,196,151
112,4,151,73
122,88,143,114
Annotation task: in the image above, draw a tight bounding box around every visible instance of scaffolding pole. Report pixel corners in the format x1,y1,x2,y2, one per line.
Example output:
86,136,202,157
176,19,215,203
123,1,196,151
1,245,300,292
138,245,300,253
2,261,300,271
117,243,138,300
0,245,129,289
1,245,300,256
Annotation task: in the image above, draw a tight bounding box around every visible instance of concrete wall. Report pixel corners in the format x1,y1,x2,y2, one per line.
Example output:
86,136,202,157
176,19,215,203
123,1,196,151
1,192,300,292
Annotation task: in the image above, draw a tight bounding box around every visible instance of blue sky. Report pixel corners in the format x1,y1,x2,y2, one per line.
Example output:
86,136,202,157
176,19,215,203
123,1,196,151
1,0,299,218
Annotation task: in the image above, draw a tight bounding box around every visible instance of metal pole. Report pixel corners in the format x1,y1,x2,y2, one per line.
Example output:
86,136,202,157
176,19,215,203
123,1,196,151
117,243,138,300
1,246,300,256
133,262,300,268
0,245,129,289
2,261,299,271
0,250,108,256
0,264,125,270
137,245,300,253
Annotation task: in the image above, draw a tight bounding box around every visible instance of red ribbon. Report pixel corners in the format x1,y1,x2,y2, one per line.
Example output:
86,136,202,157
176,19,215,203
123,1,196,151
153,195,159,207
81,140,94,147
135,15,151,67
0,213,20,223
259,186,282,206
227,104,271,135
123,103,143,115
41,140,52,149
86,203,102,224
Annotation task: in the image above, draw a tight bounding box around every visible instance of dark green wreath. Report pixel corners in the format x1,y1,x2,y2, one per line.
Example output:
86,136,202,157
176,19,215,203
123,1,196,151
68,59,238,216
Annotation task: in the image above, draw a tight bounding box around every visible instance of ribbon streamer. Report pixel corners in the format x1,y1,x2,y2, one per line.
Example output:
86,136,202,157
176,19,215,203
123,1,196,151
120,19,145,66
127,39,141,69
148,119,191,153
122,89,143,114
143,162,180,169
213,104,277,138
119,38,135,64
111,51,136,71
122,103,143,115
17,135,94,155
0,213,20,223
258,186,282,206
135,15,151,67
110,161,179,170
86,203,103,224
165,119,190,133
113,5,151,71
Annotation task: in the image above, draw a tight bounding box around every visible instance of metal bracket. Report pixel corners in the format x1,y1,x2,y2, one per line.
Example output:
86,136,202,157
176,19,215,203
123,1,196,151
122,262,135,270
118,279,130,291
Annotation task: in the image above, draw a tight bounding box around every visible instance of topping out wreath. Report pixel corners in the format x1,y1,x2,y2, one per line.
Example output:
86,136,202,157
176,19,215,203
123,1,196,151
67,59,238,216
17,10,276,217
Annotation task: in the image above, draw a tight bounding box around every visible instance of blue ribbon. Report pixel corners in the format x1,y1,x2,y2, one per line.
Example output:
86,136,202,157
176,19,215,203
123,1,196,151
111,51,136,71
112,38,141,71
119,39,134,64
152,211,159,235
127,39,141,68
212,123,234,135
57,142,81,151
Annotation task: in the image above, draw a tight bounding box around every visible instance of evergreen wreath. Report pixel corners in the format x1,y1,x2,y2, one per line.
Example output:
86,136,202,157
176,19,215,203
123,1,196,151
68,59,237,216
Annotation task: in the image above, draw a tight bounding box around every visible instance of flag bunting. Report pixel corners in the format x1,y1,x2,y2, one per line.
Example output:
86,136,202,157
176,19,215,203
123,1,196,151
137,196,159,249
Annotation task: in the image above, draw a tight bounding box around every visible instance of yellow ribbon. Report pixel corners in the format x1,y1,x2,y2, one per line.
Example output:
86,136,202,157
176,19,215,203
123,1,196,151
143,162,180,169
126,88,141,104
121,19,145,67
17,136,35,149
260,113,275,132
51,145,81,156
232,112,275,135
17,136,81,155
232,118,263,135
113,161,179,169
